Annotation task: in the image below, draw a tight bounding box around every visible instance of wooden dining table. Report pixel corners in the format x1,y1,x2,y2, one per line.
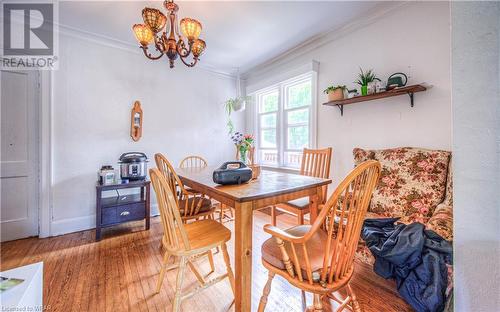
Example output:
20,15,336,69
176,166,331,312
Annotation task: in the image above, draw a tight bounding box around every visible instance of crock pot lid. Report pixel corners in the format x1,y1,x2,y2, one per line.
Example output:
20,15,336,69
119,152,148,163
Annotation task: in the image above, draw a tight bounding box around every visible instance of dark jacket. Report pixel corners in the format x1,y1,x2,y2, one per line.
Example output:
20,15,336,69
361,218,453,312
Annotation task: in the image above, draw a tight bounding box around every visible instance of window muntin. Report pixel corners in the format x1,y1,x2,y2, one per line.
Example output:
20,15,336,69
255,74,314,168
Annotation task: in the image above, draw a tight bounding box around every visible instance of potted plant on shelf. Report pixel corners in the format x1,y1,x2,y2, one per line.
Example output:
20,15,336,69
323,85,346,102
355,68,380,96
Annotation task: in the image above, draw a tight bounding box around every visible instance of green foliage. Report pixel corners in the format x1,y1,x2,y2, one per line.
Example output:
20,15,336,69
287,109,309,124
224,96,251,135
354,67,380,86
323,85,347,94
288,82,311,108
262,93,278,112
288,126,309,149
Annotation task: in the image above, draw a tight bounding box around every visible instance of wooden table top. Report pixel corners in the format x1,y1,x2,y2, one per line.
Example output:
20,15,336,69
176,166,331,202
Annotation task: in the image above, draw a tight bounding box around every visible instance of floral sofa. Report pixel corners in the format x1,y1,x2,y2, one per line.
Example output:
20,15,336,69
352,147,454,297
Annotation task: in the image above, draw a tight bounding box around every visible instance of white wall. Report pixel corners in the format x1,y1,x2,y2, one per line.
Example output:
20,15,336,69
49,31,242,235
451,2,500,310
244,2,451,186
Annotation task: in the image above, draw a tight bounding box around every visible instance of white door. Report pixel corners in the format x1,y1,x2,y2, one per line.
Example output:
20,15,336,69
1,70,39,242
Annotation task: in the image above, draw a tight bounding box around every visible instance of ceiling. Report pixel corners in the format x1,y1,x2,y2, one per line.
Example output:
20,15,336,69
60,1,392,75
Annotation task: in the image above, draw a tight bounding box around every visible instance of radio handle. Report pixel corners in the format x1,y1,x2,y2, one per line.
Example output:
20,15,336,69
218,161,247,170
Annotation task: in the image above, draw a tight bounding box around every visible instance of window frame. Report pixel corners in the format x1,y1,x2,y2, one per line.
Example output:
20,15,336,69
253,72,317,169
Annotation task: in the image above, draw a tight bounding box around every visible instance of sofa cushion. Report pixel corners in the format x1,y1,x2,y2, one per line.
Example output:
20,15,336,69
353,148,375,163
426,204,453,241
443,159,453,206
353,147,451,224
355,242,375,266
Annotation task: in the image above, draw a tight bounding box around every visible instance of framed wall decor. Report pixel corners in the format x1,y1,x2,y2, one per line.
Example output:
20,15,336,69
130,101,143,141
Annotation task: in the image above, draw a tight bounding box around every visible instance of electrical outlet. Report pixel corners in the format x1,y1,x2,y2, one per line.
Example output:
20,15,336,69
407,65,413,83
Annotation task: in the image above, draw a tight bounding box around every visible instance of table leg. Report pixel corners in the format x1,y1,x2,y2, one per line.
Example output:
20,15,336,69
234,201,253,312
145,184,151,230
309,186,322,224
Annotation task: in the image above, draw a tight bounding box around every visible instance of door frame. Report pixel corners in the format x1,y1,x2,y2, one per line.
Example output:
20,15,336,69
38,71,52,238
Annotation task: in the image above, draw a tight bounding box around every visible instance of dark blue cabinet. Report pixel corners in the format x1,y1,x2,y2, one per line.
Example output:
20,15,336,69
95,180,150,241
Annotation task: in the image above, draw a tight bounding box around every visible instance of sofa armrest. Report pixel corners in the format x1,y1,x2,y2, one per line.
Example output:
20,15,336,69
426,203,453,241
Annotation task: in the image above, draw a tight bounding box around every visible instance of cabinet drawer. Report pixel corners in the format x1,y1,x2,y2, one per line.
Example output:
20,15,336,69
101,207,117,226
117,203,145,222
101,203,145,225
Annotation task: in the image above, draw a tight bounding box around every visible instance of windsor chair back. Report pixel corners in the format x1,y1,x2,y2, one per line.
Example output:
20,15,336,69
259,160,381,312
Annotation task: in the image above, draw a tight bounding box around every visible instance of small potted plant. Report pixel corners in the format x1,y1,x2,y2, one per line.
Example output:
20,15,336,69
355,68,380,96
323,85,346,102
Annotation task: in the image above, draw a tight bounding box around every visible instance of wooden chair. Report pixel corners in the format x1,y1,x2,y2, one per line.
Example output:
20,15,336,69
150,168,235,312
179,155,208,169
179,155,234,223
155,153,216,223
156,153,219,265
179,155,208,195
258,160,381,312
271,147,332,225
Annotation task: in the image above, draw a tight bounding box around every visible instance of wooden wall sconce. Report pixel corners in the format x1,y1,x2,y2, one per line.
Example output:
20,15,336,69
130,101,143,141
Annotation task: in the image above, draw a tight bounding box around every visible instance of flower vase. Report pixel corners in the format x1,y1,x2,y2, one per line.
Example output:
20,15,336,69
361,85,368,96
238,146,249,164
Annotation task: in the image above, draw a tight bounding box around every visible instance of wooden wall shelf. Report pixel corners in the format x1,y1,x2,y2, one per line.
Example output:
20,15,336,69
323,84,427,116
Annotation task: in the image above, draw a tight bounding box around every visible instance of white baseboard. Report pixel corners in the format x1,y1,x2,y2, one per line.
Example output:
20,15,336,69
50,215,95,236
50,204,159,237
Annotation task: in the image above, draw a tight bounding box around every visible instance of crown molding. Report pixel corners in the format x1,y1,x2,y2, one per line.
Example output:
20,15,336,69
241,1,411,81
56,22,236,80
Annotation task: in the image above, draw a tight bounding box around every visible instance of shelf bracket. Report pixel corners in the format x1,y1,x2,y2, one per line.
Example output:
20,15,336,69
337,104,344,116
408,92,414,107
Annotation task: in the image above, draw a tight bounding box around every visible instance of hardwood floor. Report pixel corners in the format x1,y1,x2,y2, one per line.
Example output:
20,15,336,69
0,211,413,312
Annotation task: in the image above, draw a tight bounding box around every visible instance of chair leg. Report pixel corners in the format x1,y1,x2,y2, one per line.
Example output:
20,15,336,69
301,290,307,311
313,294,323,311
221,242,235,296
257,271,275,312
207,249,215,274
271,206,277,226
172,257,187,312
155,251,171,294
297,211,304,225
159,235,167,250
347,283,362,312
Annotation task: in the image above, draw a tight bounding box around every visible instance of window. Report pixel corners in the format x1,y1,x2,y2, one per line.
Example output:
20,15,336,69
255,73,316,168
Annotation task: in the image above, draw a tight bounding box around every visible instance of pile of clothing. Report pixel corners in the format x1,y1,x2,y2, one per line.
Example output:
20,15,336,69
361,218,453,312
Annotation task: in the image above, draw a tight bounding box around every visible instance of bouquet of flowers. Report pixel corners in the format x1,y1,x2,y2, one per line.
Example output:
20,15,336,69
231,132,254,163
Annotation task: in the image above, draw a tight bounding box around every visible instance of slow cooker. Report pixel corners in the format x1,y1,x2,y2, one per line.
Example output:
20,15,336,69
119,152,148,181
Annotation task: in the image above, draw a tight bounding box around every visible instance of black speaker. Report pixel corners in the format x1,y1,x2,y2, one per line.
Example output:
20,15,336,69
212,161,253,185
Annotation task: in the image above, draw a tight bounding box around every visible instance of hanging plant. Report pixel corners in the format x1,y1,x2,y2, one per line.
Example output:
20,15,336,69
224,96,251,135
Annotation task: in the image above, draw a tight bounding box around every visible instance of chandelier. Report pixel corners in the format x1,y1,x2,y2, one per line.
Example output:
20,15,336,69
132,0,206,68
